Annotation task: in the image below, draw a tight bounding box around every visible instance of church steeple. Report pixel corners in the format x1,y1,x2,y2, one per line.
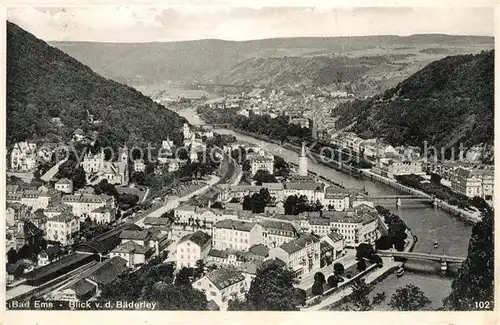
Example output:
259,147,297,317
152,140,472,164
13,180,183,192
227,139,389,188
298,142,308,177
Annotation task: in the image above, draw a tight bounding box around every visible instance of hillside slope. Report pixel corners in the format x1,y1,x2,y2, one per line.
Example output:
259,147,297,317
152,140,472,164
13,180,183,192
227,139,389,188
51,35,493,87
334,50,494,151
7,22,186,147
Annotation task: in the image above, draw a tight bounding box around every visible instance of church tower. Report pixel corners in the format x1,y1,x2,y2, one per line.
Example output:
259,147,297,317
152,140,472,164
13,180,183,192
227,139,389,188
298,142,308,176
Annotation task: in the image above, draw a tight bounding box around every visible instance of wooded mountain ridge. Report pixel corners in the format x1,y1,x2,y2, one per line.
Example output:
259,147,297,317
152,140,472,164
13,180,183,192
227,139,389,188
7,22,186,148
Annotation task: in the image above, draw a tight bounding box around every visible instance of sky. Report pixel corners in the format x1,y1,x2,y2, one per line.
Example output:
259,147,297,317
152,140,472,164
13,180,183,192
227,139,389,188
7,6,495,42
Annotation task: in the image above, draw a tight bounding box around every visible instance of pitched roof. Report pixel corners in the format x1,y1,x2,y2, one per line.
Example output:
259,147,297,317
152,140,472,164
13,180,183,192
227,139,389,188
259,219,297,234
178,230,211,247
48,212,77,223
279,233,320,254
111,241,152,255
89,256,128,285
56,178,73,185
320,241,334,253
285,182,324,191
120,230,149,241
71,279,96,296
208,248,228,259
248,244,269,258
327,231,344,242
310,217,331,226
206,268,245,290
143,217,170,226
213,219,256,232
238,260,263,275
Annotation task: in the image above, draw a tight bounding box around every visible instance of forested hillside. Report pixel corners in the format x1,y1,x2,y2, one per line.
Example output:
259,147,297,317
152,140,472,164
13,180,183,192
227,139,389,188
7,22,186,148
334,50,494,151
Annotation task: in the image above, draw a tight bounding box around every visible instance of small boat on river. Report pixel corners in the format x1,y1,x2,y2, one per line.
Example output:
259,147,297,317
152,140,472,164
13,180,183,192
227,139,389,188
396,267,405,277
434,241,439,249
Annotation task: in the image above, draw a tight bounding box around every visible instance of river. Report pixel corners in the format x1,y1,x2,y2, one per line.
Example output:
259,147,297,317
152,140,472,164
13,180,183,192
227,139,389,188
177,107,472,310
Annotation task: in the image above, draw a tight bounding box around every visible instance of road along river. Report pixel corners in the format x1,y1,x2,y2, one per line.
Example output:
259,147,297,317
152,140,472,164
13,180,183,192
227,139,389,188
178,107,472,309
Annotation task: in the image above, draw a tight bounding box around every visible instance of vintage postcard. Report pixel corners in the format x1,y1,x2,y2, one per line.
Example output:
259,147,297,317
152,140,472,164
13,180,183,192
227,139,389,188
1,1,497,324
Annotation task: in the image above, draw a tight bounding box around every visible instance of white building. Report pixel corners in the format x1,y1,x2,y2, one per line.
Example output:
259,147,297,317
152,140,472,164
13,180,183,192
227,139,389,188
249,152,274,176
81,147,129,186
109,241,153,268
45,212,80,245
212,219,265,251
176,231,212,269
61,194,115,221
372,158,424,179
323,187,350,211
452,167,494,201
133,159,146,173
283,182,325,203
55,178,73,194
193,268,247,311
325,209,379,248
267,233,321,278
10,142,37,171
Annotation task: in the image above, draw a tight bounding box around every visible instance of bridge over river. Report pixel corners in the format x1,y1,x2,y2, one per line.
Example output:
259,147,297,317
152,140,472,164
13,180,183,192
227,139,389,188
378,250,466,264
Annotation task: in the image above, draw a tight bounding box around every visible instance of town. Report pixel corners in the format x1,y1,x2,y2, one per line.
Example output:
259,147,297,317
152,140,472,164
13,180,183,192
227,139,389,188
5,6,494,314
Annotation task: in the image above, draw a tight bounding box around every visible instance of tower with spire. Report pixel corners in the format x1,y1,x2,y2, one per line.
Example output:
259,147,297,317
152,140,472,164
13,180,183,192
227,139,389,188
298,142,308,176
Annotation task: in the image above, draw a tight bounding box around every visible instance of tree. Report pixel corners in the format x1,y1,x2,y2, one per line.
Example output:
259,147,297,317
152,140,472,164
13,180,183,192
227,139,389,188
7,248,18,264
443,208,494,310
94,179,119,198
333,263,344,276
175,267,193,286
342,279,386,311
253,169,277,185
311,281,324,296
194,259,206,279
389,284,431,311
246,262,305,310
327,275,339,288
210,201,223,209
357,259,367,271
430,173,442,184
314,272,326,284
356,243,376,260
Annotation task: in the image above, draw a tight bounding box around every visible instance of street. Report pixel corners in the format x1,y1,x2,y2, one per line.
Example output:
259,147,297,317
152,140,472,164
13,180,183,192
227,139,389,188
134,175,220,227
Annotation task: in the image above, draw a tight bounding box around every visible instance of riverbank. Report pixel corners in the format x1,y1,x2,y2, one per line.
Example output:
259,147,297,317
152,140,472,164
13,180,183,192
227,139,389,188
362,169,481,224
302,258,402,311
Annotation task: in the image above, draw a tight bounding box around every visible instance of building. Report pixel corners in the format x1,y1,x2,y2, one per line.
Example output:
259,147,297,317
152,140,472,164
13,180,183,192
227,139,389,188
259,219,298,248
6,203,29,226
89,206,116,224
62,194,115,221
14,189,61,211
323,187,350,211
193,268,247,311
320,231,345,262
452,167,494,201
249,152,274,176
16,220,44,250
372,158,424,179
309,217,332,237
45,212,80,246
212,219,265,251
44,203,72,219
37,245,64,266
109,241,153,268
325,209,378,248
176,231,212,269
283,182,325,203
183,123,192,140
10,142,37,171
133,159,146,173
55,178,74,194
298,142,308,177
81,148,129,186
268,233,321,278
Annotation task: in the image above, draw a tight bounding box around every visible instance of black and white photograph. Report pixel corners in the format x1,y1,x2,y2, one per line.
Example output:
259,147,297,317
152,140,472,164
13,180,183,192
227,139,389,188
3,3,495,317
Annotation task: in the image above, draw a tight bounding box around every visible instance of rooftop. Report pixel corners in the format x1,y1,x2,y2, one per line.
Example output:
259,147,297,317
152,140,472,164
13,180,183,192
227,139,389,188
206,268,245,290
179,230,212,247
214,219,256,232
285,182,324,191
120,230,150,241
279,233,320,254
111,241,152,255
